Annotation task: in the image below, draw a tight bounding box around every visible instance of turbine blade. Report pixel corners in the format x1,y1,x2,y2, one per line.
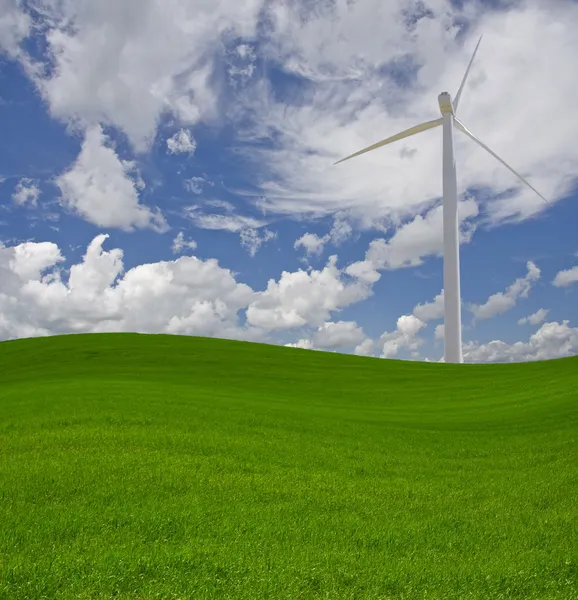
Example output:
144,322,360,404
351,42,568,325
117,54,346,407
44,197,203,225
334,118,443,165
453,35,483,113
454,117,551,207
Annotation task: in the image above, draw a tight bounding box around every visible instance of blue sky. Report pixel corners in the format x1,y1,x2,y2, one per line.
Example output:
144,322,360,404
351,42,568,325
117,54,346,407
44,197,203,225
0,0,577,362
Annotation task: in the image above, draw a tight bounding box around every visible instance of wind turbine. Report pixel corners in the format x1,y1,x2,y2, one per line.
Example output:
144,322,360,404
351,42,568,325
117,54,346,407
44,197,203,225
334,36,549,364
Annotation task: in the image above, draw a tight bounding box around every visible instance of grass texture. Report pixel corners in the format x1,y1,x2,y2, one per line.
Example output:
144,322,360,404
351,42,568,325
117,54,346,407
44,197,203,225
0,332,577,599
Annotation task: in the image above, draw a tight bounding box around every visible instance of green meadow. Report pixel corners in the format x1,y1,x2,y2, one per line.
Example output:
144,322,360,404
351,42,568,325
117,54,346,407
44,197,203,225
0,332,576,600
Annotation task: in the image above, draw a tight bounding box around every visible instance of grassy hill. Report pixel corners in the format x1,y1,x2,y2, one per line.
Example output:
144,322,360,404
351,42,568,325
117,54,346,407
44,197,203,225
0,333,576,600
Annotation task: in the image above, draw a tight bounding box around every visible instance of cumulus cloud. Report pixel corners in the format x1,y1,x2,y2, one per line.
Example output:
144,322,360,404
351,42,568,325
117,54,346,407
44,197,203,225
518,308,549,326
294,233,327,257
13,0,264,152
240,228,276,257
354,337,376,357
434,323,445,341
464,321,578,363
413,290,444,322
246,255,372,331
294,215,353,258
343,260,382,285
313,320,366,350
167,129,196,155
285,338,314,350
379,314,426,359
1,235,575,362
345,199,478,281
553,265,578,288
171,231,197,254
469,261,540,321
56,125,167,231
0,234,257,341
4,239,64,282
284,320,368,352
0,236,377,345
12,178,40,207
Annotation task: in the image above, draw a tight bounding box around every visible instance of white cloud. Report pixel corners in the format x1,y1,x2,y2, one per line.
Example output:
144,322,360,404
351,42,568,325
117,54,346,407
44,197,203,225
553,265,578,288
171,231,197,254
294,215,353,258
56,125,167,231
379,314,426,358
8,0,578,242
344,260,381,285
284,320,367,352
434,323,445,341
227,43,257,82
313,320,366,350
240,228,276,257
4,240,64,282
3,1,577,364
413,290,444,322
204,199,234,211
518,308,549,326
246,255,372,331
285,339,314,350
329,216,353,245
0,0,30,58
15,0,264,152
184,177,209,194
167,129,196,155
183,205,266,232
236,0,578,231
464,321,578,363
12,178,40,207
469,261,540,321
184,202,276,256
345,199,478,280
367,199,479,269
294,233,327,257
0,236,377,345
354,337,375,357
0,236,575,363
0,234,257,341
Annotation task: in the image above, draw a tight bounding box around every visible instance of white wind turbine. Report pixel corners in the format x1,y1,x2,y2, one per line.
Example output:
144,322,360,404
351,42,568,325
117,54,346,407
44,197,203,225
334,36,549,364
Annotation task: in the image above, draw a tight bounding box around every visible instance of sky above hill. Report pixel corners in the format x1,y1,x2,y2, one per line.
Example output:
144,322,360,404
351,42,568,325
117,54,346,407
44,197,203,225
0,0,577,362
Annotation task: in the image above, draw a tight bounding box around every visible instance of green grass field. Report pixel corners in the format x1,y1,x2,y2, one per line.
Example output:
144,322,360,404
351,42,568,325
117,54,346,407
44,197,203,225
0,333,576,600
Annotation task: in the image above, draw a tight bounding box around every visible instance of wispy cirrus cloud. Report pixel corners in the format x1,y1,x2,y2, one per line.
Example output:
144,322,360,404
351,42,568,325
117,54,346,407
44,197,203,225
183,205,266,232
6,0,578,270
230,0,578,252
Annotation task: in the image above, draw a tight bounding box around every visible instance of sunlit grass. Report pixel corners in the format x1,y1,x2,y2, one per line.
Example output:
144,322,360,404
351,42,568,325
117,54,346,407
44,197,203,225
0,333,576,599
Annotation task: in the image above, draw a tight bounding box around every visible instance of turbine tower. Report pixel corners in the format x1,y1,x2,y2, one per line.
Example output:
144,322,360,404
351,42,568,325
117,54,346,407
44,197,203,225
334,36,549,364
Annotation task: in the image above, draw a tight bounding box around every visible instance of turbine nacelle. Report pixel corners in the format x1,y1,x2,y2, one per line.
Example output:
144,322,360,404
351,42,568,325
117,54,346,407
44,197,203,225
438,92,454,115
